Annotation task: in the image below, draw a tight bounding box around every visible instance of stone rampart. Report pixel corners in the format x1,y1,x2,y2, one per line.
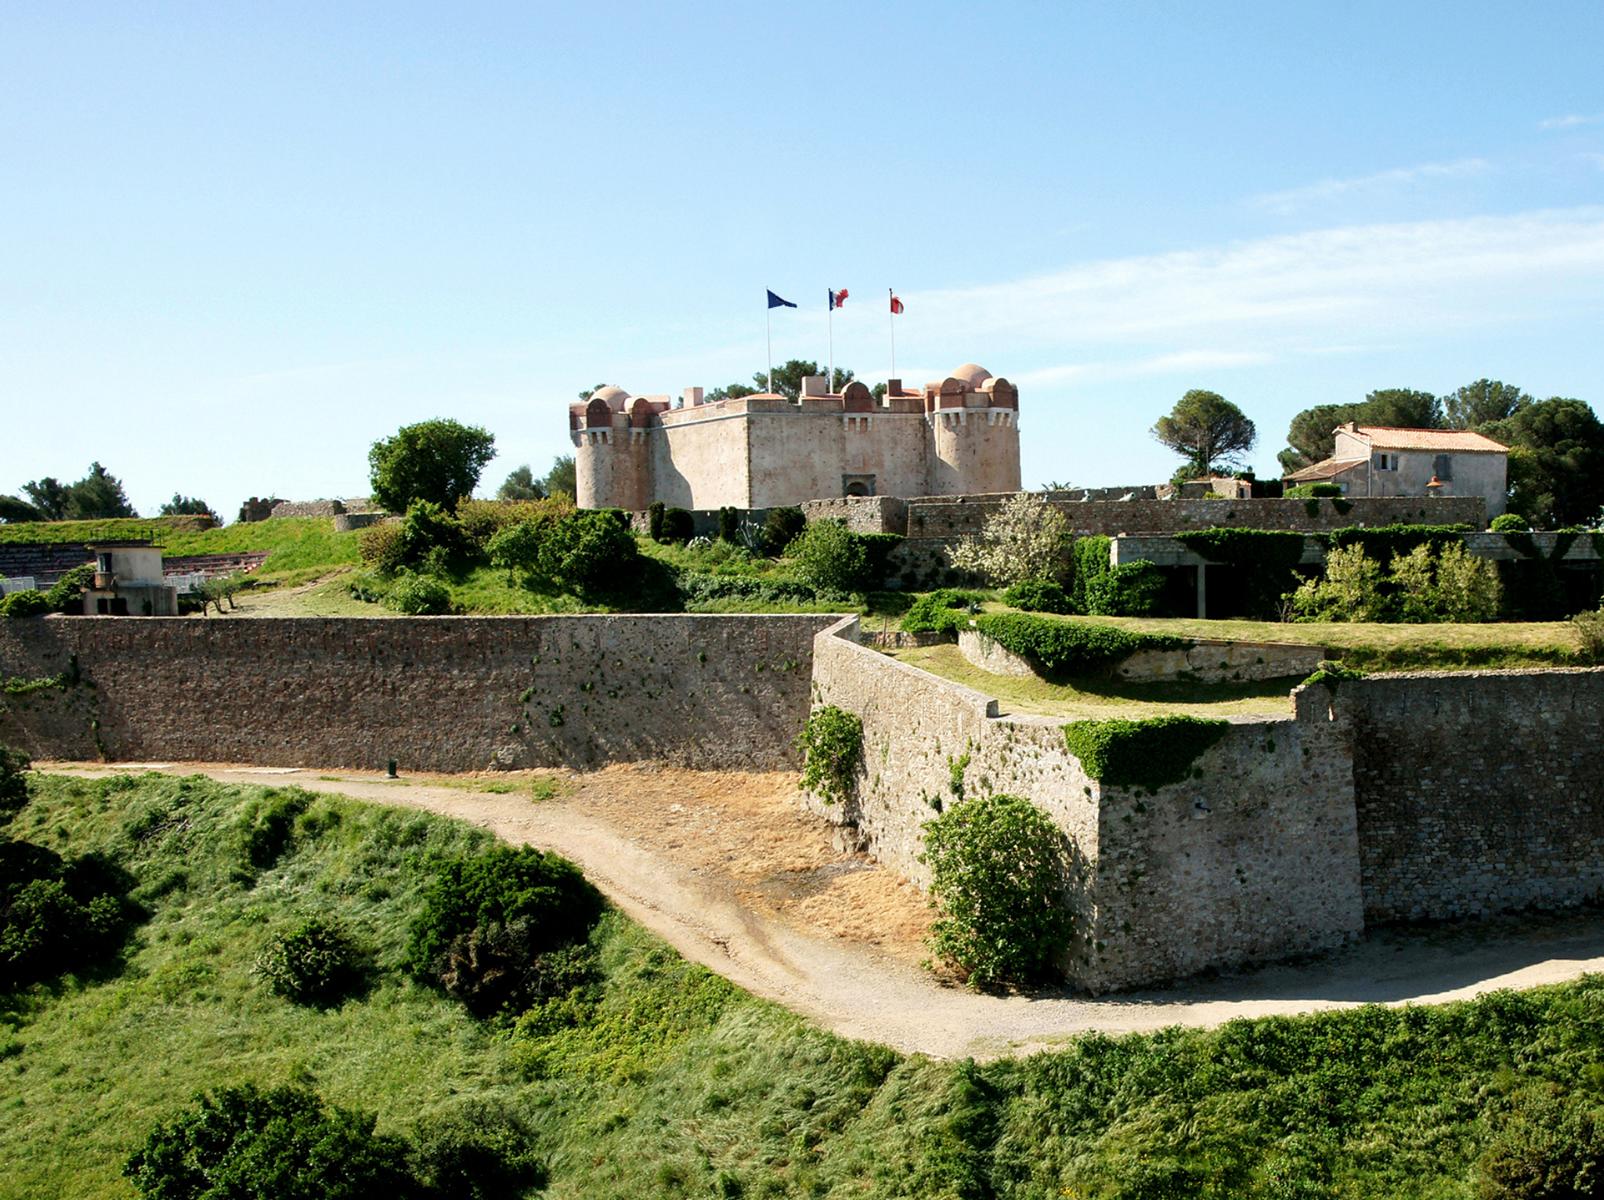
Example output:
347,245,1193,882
0,615,837,773
1334,668,1604,922
955,628,1325,684
809,617,1363,990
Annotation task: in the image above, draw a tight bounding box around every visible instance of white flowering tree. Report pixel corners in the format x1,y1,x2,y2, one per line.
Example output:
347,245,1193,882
949,492,1071,587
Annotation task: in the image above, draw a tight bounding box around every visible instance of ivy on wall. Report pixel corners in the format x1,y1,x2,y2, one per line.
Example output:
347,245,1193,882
972,613,1187,678
796,705,863,807
1062,716,1229,791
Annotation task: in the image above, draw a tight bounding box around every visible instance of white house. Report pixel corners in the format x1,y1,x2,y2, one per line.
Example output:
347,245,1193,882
1286,424,1510,518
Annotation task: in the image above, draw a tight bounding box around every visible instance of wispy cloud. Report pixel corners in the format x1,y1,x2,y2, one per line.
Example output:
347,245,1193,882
906,208,1604,356
1016,350,1274,388
1541,113,1604,130
1250,159,1491,215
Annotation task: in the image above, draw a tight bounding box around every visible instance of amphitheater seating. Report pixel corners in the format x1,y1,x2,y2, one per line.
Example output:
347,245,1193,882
0,545,268,588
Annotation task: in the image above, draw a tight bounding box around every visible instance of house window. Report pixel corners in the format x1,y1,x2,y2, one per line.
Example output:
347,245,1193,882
1433,454,1452,481
1373,453,1398,472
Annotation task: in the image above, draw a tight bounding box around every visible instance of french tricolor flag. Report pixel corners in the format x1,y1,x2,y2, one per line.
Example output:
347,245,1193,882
829,288,848,310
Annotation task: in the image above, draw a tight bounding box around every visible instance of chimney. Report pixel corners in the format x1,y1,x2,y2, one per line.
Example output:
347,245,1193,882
683,386,705,407
801,375,829,398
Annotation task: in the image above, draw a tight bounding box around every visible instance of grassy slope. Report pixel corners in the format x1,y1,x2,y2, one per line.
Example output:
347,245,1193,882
9,773,1604,1199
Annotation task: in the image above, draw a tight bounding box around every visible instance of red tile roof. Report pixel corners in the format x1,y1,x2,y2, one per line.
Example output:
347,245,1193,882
1352,426,1508,452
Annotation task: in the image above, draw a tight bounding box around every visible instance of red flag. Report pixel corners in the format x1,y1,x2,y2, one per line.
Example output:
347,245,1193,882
831,288,849,309
889,293,904,314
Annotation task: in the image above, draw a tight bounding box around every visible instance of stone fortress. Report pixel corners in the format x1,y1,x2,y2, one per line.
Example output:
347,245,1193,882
569,363,1021,510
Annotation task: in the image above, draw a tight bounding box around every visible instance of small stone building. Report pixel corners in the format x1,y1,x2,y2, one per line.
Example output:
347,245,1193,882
83,543,178,617
569,363,1022,510
1286,423,1509,517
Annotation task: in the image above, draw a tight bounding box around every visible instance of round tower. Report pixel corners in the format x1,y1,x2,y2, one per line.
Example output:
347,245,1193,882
573,386,650,510
928,364,1022,495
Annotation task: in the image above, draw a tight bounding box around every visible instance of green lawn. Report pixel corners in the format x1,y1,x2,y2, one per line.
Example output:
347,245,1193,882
890,642,1299,719
9,771,1604,1199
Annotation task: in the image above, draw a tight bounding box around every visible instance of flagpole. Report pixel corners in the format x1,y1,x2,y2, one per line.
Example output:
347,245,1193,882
766,304,773,394
888,288,896,382
828,297,834,394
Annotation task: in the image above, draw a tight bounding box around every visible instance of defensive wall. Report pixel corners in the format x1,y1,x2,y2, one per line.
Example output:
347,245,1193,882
4,612,1604,990
0,615,836,773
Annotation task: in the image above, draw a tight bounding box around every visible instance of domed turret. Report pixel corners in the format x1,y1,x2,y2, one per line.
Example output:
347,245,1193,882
591,385,630,412
949,363,992,389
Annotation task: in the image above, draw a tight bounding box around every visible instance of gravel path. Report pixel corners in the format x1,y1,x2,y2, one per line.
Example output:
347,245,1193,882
43,761,1604,1060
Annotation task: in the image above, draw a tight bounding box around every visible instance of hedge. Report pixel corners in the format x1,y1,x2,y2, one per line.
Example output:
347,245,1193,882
1061,716,1230,790
972,613,1187,677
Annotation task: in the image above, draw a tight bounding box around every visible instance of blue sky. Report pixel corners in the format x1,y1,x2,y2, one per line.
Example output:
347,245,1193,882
4,1,1603,516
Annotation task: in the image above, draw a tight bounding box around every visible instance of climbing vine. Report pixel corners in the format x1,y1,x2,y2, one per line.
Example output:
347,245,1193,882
1062,716,1229,791
796,705,863,807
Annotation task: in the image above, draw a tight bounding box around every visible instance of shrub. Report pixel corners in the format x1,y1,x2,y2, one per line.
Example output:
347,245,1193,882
900,588,986,635
658,507,695,544
1491,512,1531,533
677,572,817,609
647,500,666,542
398,499,476,574
1069,535,1113,613
0,589,51,618
406,846,605,1016
45,564,95,612
486,519,549,586
1002,577,1073,613
456,497,571,548
973,613,1186,677
236,789,311,869
124,1083,417,1200
1576,609,1604,664
385,572,452,615
253,917,364,1005
858,532,904,586
1327,522,1472,561
949,493,1071,587
788,520,870,593
760,506,806,556
1393,542,1503,623
407,1101,548,1200
0,744,27,827
921,793,1073,987
717,506,741,543
1284,482,1344,498
796,705,863,807
1287,543,1387,622
1083,560,1165,616
1476,1087,1604,1200
359,522,406,573
1,839,137,987
1062,716,1230,790
539,509,641,596
1301,659,1367,690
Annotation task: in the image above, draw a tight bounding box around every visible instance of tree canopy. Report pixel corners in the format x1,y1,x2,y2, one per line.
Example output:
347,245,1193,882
1151,390,1257,478
705,361,858,404
368,420,496,513
1481,397,1604,527
494,456,575,503
20,463,136,521
1278,388,1443,473
159,494,219,522
1443,378,1531,429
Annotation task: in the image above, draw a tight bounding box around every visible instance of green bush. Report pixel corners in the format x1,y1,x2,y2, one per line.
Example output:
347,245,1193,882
406,846,605,1016
717,506,741,543
1002,577,1073,613
1301,659,1367,690
1284,482,1344,498
1491,512,1532,533
539,509,640,596
796,706,863,807
1062,716,1230,790
124,1083,417,1200
858,532,904,585
677,572,818,609
398,500,476,574
236,789,311,869
384,572,453,615
0,744,27,827
760,507,806,556
1069,535,1112,613
788,520,870,593
647,500,666,542
407,1101,548,1199
973,613,1186,677
1,839,137,988
1327,522,1472,561
45,564,95,612
0,588,51,618
359,522,406,573
1575,609,1604,664
900,589,984,635
1476,1087,1604,1200
253,917,365,1006
659,507,695,544
1083,560,1165,616
921,793,1073,987
456,497,571,548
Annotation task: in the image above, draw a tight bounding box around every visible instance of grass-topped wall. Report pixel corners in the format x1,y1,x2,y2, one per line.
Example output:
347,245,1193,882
971,613,1187,677
1062,715,1230,791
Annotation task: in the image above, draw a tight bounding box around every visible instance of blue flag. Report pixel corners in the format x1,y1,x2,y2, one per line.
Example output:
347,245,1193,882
766,289,796,309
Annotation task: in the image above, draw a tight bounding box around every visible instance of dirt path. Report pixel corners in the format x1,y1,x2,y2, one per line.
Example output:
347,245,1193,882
43,761,1604,1060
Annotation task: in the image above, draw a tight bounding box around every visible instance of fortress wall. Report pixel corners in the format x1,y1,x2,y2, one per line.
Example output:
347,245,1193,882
800,496,909,534
1335,669,1604,921
808,617,1363,990
905,495,1488,538
651,418,751,509
0,615,836,773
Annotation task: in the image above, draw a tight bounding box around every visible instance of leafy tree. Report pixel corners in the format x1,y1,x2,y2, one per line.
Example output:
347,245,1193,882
1287,544,1387,622
159,494,219,522
495,464,544,502
1278,388,1443,473
713,361,857,403
703,382,758,403
1151,390,1257,477
541,455,576,502
368,420,496,514
124,1084,417,1200
64,462,137,519
576,383,608,401
949,492,1071,587
1443,378,1531,429
20,476,69,521
788,520,869,593
1481,398,1604,527
537,509,638,595
0,495,41,523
